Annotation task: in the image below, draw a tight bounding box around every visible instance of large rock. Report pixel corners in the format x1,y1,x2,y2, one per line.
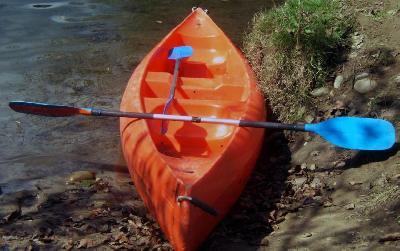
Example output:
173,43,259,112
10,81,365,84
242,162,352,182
354,78,377,94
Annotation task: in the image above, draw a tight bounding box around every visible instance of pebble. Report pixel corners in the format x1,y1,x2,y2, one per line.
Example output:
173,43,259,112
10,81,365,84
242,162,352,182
334,161,346,168
304,115,314,123
354,78,377,93
303,233,313,238
77,238,88,248
292,177,307,188
301,163,307,170
68,171,96,183
334,75,344,89
352,34,364,49
381,109,397,120
335,100,346,109
310,177,322,188
311,87,330,97
355,72,369,81
155,20,163,24
345,203,355,210
308,164,317,171
310,151,320,157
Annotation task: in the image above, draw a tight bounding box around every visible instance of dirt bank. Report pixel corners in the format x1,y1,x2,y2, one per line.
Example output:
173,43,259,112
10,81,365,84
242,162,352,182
207,0,400,250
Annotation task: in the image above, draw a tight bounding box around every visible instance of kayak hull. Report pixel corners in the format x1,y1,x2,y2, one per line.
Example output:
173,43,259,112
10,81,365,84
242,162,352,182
120,8,265,251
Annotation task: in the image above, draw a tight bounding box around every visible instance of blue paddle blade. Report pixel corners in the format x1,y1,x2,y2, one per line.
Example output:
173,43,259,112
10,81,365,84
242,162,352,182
168,46,193,60
305,117,396,150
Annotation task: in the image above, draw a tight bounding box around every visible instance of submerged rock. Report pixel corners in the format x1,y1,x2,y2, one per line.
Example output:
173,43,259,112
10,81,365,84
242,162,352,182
68,171,96,183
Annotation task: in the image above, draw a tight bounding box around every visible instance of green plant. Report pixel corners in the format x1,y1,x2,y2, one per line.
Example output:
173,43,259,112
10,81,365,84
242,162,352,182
245,0,354,122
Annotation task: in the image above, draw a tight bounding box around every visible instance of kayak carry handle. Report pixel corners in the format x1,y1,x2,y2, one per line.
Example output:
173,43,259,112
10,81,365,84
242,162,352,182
177,195,218,217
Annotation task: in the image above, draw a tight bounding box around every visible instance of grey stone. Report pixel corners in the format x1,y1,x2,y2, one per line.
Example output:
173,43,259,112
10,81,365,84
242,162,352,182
291,177,307,189
354,78,377,93
304,115,314,123
335,161,346,168
351,34,364,49
310,177,322,188
68,171,96,183
308,164,317,171
334,75,344,89
355,72,369,80
381,109,396,120
311,87,330,97
345,203,355,210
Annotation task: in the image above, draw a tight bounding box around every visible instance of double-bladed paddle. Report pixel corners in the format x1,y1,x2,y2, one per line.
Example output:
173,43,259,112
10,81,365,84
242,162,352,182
9,101,396,150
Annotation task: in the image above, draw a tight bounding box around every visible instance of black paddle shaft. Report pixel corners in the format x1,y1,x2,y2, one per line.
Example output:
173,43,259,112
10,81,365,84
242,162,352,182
91,108,153,119
239,120,306,131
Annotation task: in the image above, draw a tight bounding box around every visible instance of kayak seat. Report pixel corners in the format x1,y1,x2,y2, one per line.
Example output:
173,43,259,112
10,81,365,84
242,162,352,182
142,97,244,158
143,72,245,101
182,49,227,76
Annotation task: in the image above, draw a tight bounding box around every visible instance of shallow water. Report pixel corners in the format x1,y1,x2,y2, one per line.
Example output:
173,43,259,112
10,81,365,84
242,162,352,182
0,0,271,194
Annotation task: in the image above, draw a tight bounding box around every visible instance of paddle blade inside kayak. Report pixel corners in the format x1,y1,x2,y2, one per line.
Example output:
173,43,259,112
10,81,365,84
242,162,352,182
168,46,193,60
305,117,396,150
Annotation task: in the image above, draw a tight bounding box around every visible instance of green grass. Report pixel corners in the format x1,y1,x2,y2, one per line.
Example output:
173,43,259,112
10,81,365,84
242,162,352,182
244,0,354,122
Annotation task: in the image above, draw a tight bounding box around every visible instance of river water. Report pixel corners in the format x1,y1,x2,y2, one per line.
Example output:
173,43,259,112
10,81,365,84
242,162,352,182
0,0,271,194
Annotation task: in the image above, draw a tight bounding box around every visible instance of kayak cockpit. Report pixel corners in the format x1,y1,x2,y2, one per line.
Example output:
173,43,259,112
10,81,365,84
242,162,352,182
138,9,252,177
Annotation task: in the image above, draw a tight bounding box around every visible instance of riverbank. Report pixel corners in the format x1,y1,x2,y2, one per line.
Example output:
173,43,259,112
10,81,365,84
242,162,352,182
209,0,400,250
1,0,399,250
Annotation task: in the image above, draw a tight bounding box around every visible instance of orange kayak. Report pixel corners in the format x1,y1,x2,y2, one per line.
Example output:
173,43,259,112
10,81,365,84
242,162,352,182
120,8,265,250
